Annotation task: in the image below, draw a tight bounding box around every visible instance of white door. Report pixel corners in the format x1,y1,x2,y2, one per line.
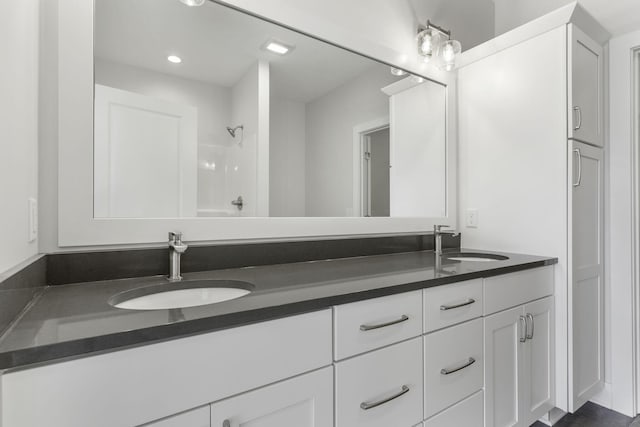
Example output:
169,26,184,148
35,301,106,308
94,84,198,218
210,367,333,427
570,141,605,411
143,406,209,427
521,296,555,425
568,25,603,146
484,306,525,427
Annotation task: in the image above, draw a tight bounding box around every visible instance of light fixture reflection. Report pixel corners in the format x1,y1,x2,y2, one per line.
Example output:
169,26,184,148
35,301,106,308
390,67,407,76
167,55,182,64
178,0,205,6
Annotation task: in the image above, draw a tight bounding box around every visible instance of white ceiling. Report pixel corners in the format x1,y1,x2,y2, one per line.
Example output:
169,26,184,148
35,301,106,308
94,0,389,103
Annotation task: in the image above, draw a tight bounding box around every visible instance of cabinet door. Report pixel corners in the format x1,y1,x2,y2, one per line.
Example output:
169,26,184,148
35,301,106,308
568,24,603,146
210,367,333,427
570,141,605,411
143,406,210,427
484,306,525,427
521,297,555,425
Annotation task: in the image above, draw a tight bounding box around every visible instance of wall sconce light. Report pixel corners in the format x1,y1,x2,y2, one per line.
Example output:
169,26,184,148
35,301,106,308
417,20,462,71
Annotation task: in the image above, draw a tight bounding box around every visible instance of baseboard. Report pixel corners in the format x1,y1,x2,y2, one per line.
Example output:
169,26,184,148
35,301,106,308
591,382,613,409
538,407,567,426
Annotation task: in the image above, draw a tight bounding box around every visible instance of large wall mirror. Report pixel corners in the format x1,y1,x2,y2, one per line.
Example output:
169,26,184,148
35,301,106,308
58,0,456,246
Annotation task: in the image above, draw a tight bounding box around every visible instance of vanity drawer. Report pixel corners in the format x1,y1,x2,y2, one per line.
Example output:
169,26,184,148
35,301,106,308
424,318,483,418
423,279,483,332
335,337,423,427
424,390,483,427
333,290,422,360
483,266,553,315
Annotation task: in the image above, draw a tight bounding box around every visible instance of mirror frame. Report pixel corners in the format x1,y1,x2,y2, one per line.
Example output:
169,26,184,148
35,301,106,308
57,0,457,247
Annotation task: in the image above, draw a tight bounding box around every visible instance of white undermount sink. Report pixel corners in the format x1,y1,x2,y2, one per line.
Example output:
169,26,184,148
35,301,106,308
109,280,254,310
443,252,509,262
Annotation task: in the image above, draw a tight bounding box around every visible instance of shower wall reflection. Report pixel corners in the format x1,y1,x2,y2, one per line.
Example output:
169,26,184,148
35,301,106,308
93,0,448,219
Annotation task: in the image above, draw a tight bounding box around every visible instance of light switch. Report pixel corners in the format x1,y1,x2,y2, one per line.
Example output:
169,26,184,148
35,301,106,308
466,208,478,228
28,198,38,242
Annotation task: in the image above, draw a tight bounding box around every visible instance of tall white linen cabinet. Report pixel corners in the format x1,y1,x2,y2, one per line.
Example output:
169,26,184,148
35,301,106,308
457,3,608,420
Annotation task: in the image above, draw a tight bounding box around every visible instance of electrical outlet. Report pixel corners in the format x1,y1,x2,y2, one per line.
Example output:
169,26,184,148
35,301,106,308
466,208,478,228
28,198,38,242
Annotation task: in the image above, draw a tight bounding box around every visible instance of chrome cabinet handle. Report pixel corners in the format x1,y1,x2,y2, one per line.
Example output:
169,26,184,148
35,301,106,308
573,106,582,130
440,298,476,311
223,420,230,427
573,148,582,187
360,385,410,410
519,315,527,343
525,313,535,340
360,315,409,331
440,357,476,375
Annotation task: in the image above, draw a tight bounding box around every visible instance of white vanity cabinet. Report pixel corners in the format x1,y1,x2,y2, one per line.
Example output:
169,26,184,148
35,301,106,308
144,407,210,427
568,24,604,146
209,367,333,427
484,268,555,427
0,267,556,427
0,310,333,427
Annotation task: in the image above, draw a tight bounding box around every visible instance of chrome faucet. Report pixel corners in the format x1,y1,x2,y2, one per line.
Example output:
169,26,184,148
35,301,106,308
434,225,459,256
168,232,188,281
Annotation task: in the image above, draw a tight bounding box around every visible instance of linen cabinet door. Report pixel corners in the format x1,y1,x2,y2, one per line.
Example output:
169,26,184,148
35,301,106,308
568,24,604,146
570,140,604,411
522,296,555,425
210,367,333,427
484,306,525,427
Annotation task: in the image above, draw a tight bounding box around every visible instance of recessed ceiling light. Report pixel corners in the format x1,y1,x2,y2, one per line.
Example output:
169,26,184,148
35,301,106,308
178,0,205,6
262,40,294,56
167,55,182,64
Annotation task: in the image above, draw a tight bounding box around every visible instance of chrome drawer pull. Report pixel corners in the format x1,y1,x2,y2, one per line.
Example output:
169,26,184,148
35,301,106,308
525,313,535,340
440,298,475,311
360,315,409,331
440,357,476,375
519,315,527,343
360,385,410,410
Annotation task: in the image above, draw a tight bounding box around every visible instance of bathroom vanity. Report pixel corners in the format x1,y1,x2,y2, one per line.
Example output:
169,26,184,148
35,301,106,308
0,251,555,427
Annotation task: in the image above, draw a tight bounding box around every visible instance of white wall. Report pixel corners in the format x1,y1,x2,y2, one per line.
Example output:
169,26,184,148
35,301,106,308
607,29,640,416
410,0,495,50
270,97,306,217
493,0,573,35
0,0,40,274
305,66,395,217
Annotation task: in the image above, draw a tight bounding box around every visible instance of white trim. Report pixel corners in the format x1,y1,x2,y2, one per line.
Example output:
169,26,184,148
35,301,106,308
609,29,640,417
57,0,458,247
351,117,389,217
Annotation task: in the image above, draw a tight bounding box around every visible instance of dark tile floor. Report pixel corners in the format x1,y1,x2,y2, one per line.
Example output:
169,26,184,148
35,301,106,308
531,402,640,427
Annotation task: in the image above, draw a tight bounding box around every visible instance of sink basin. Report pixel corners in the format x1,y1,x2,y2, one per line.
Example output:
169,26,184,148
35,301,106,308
109,280,254,310
443,252,509,262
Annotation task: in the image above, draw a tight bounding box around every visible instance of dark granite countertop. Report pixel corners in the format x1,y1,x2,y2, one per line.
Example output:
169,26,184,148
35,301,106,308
0,249,556,370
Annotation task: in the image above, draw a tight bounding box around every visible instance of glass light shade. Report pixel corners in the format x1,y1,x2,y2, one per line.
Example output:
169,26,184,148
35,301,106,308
417,28,441,61
179,0,205,6
440,39,462,71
